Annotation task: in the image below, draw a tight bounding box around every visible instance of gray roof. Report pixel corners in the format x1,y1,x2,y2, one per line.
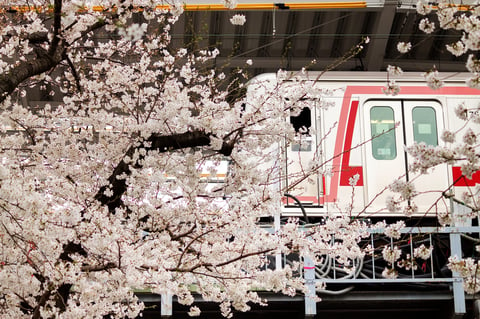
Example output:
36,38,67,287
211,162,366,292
167,3,468,77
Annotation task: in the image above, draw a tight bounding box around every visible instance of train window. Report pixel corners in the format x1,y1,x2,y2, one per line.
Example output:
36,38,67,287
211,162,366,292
290,107,312,152
290,107,311,135
412,107,438,146
370,106,397,160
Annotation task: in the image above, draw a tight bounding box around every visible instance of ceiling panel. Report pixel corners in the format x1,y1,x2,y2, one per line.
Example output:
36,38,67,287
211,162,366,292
168,5,468,77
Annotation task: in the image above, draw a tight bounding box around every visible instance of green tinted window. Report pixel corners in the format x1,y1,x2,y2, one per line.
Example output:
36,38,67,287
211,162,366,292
370,106,396,160
412,107,438,146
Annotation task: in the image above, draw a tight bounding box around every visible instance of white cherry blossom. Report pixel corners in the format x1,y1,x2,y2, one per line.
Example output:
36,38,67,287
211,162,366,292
397,42,412,53
416,0,432,15
414,244,433,260
0,0,480,316
387,65,403,76
230,14,246,26
419,18,435,34
382,245,402,264
423,69,444,90
222,0,238,9
446,41,467,56
382,80,400,95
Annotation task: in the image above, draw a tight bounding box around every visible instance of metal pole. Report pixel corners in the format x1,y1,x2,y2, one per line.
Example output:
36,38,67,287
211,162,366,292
161,293,172,318
304,256,317,318
449,232,466,315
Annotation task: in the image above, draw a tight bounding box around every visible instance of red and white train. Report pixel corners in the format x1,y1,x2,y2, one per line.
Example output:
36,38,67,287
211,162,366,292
248,72,480,219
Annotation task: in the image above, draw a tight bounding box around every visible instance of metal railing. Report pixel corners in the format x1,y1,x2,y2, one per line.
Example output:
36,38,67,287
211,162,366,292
299,226,480,317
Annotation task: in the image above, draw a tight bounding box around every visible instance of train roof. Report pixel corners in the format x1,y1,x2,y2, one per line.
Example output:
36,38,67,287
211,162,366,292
250,71,474,85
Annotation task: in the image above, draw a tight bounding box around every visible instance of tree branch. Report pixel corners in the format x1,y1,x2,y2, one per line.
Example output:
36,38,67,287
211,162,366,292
0,50,61,102
48,0,63,56
27,32,49,44
65,54,82,92
81,262,117,272
168,247,275,273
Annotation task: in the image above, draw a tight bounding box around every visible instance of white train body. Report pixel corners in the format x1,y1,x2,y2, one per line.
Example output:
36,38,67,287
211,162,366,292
248,72,480,219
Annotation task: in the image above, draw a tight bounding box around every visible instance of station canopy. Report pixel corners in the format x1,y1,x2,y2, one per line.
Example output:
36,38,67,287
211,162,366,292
164,0,472,76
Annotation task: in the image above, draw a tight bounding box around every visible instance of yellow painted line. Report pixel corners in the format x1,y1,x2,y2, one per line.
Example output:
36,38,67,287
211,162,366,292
169,4,274,10
3,2,477,13
1,2,370,14
178,2,368,10
6,2,475,13
286,2,367,9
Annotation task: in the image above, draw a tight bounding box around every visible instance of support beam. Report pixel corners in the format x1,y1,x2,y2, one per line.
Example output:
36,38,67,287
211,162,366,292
365,0,397,71
449,233,466,316
257,11,273,57
304,256,317,318
161,293,172,318
274,209,282,271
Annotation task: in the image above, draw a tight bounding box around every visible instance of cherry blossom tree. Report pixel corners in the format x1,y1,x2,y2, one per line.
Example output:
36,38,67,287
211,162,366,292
0,1,373,318
387,0,480,292
395,5,480,214
1,0,479,317
383,0,480,224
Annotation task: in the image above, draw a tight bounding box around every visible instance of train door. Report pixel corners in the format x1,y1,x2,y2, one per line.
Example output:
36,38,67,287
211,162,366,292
364,100,448,215
283,101,323,211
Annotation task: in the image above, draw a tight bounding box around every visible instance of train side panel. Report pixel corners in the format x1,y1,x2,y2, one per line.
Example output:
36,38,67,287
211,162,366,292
248,72,480,219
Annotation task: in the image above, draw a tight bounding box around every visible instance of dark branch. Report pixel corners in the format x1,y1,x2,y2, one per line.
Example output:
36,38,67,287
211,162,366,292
146,130,211,152
0,49,62,102
27,32,49,44
168,248,275,273
48,0,63,56
65,54,82,93
32,290,52,319
81,262,117,272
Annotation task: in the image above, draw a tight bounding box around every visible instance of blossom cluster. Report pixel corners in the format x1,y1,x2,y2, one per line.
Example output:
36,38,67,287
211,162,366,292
448,256,480,294
382,245,402,264
230,14,246,26
384,221,405,239
415,0,480,80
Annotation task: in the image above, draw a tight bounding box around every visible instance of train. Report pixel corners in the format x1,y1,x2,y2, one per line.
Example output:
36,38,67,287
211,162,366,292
245,71,480,221
4,71,478,223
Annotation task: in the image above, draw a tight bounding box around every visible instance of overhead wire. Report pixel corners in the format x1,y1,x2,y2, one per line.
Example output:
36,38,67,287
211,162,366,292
228,12,354,61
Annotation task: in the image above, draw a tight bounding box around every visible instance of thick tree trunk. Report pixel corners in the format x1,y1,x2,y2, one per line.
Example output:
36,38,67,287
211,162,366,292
0,0,64,103
0,54,61,103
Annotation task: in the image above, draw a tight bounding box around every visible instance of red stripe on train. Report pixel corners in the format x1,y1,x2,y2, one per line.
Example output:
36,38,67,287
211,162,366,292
339,100,364,186
327,85,480,202
452,167,480,186
282,178,326,205
340,166,364,186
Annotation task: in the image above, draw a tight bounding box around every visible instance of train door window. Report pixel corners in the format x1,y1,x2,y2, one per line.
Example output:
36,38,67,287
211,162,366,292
412,107,438,146
370,106,397,160
290,107,312,151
